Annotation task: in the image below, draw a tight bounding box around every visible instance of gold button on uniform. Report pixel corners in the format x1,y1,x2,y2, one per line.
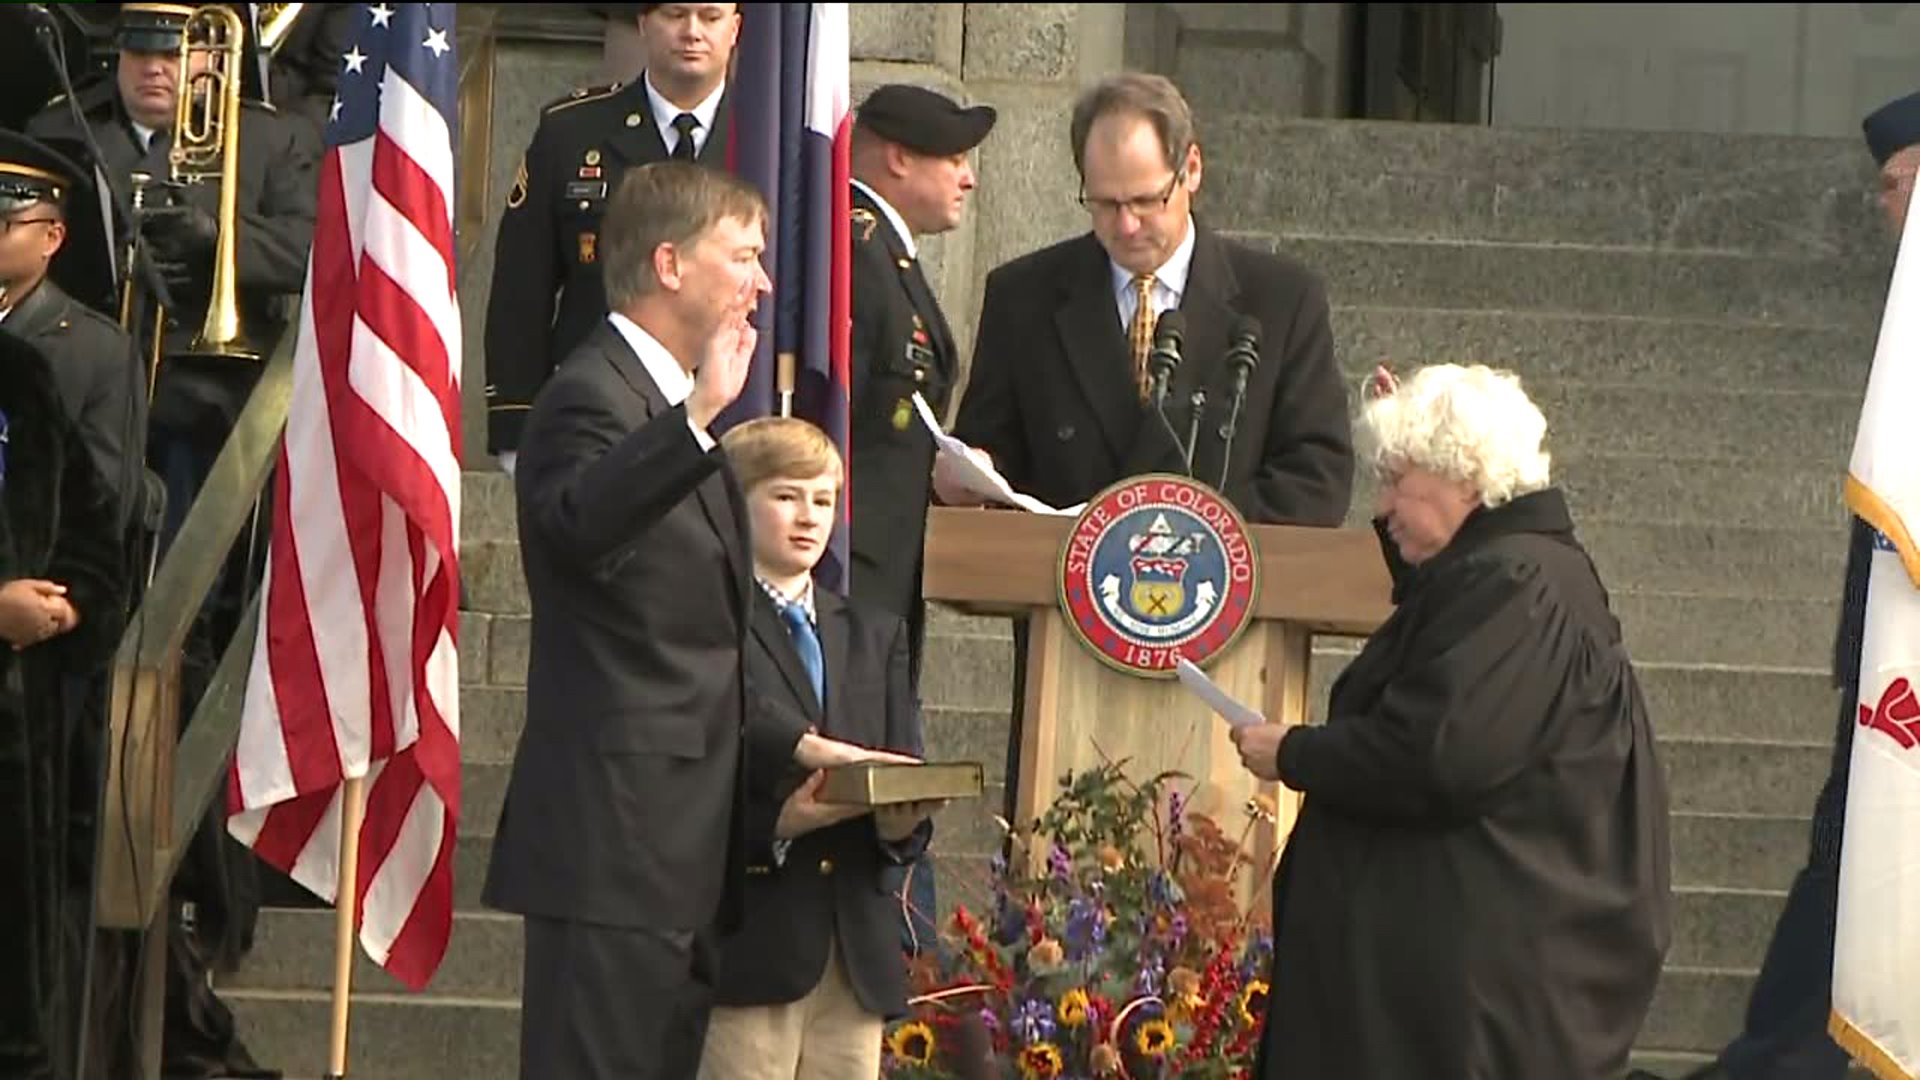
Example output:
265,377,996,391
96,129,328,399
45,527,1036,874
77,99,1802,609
817,858,835,876
625,113,642,128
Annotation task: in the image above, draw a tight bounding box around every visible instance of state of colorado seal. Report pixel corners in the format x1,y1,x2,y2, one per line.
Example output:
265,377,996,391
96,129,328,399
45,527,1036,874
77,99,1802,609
1058,474,1260,677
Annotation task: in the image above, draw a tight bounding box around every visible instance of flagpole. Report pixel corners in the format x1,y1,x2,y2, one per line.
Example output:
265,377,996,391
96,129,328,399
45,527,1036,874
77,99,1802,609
778,350,796,417
325,774,368,1079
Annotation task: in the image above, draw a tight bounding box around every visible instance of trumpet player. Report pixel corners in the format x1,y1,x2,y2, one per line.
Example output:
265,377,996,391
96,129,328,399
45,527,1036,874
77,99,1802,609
28,1,319,548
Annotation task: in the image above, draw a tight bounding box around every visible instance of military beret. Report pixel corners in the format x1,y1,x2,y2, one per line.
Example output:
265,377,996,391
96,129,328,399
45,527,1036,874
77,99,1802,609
1864,90,1920,166
117,2,197,52
856,84,996,158
0,130,83,217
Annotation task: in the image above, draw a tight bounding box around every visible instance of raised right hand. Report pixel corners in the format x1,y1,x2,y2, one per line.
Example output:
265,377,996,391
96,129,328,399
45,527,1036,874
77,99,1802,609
687,315,757,431
774,769,871,840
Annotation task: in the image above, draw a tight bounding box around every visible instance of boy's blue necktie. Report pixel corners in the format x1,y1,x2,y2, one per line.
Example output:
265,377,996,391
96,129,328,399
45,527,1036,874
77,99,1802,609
780,601,826,710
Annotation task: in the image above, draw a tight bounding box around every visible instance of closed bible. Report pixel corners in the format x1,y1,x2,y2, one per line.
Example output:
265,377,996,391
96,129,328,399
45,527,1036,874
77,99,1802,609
818,762,985,806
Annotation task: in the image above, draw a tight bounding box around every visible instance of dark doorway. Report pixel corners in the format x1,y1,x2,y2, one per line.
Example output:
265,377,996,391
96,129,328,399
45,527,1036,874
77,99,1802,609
1351,3,1500,122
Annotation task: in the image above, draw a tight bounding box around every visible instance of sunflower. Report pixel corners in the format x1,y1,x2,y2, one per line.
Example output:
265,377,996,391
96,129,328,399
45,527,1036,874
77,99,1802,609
1017,1042,1065,1079
1239,979,1270,1026
1135,1018,1177,1058
1058,988,1091,1028
887,1021,936,1066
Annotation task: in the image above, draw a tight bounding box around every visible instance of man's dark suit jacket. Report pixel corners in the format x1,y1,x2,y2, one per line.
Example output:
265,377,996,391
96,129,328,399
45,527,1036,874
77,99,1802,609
714,588,930,1018
482,320,798,935
846,184,957,684
484,75,731,455
951,222,1354,526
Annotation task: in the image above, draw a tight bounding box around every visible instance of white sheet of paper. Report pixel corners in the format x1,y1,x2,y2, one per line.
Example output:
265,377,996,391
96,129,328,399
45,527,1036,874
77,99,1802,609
1175,658,1266,729
914,393,1085,517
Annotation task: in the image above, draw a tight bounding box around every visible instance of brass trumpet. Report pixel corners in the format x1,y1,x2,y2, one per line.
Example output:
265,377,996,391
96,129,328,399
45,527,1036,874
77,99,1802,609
167,2,261,364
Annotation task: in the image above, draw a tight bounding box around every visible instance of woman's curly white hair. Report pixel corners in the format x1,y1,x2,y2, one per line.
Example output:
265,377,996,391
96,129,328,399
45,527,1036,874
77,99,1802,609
1359,364,1551,508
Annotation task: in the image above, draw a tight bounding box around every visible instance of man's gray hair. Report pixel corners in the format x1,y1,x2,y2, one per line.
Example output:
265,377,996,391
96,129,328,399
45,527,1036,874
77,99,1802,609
1360,364,1552,507
1068,72,1196,177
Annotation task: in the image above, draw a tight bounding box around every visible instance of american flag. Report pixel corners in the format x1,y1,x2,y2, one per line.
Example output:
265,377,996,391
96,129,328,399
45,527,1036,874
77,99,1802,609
227,1,462,991
717,2,853,591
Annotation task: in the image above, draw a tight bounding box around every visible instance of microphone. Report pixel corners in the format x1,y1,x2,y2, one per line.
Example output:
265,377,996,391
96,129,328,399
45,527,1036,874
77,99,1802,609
1146,309,1184,408
1217,315,1262,490
1144,309,1191,476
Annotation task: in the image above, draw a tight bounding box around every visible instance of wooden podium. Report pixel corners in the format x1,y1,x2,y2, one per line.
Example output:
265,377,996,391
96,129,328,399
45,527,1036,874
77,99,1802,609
922,501,1393,875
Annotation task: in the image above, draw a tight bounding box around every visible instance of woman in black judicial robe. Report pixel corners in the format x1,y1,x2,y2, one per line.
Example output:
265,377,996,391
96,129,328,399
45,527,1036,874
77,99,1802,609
1233,364,1672,1080
0,331,127,1079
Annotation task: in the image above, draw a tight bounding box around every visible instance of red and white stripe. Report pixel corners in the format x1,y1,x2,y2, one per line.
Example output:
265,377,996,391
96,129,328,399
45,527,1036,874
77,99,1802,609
228,62,462,991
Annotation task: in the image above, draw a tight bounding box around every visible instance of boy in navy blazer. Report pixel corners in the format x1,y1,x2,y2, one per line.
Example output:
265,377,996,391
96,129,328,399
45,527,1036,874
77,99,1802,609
700,417,942,1080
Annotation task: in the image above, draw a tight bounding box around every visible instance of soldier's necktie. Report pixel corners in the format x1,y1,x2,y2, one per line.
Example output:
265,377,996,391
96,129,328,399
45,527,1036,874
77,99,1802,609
780,601,826,710
1129,273,1157,402
671,112,700,161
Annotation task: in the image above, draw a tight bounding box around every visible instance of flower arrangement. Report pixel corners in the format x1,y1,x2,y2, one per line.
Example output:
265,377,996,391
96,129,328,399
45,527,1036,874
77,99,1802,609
884,761,1277,1079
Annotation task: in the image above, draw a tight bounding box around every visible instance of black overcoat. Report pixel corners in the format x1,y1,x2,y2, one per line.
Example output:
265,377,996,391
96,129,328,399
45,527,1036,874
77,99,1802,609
1258,488,1672,1080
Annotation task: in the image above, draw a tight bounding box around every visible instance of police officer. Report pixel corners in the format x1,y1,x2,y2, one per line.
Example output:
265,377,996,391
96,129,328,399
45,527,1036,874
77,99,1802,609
0,132,133,1080
28,1,319,549
846,84,995,686
484,2,740,475
0,131,143,531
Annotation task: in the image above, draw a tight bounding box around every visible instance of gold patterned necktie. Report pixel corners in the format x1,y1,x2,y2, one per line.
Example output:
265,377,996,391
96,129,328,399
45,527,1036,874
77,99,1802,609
1129,273,1157,402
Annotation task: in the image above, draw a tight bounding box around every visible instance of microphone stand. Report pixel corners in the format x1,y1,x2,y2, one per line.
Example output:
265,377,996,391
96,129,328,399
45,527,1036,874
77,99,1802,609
1218,368,1251,491
1183,389,1207,478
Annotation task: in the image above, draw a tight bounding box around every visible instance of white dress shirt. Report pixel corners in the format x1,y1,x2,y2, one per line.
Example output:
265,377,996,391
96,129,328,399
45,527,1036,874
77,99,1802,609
1111,213,1198,332
608,311,717,452
849,178,917,259
644,73,725,160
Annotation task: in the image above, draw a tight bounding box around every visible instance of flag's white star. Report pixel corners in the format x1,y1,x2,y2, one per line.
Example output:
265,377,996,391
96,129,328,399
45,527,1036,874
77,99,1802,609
369,4,394,28
423,27,450,57
329,96,342,122
343,46,367,74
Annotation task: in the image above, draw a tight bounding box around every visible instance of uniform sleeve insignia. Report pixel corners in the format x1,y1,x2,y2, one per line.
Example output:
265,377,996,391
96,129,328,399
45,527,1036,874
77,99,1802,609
850,207,878,244
544,81,624,114
506,154,528,209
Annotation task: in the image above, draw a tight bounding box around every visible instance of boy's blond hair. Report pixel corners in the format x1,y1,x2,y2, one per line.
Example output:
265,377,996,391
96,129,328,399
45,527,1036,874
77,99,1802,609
720,416,844,493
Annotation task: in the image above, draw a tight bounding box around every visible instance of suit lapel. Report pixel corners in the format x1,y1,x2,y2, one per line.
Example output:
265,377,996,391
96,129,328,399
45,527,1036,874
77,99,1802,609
697,89,731,165
751,590,825,727
817,590,853,739
1052,235,1138,463
856,188,958,384
1175,224,1241,404
604,79,669,166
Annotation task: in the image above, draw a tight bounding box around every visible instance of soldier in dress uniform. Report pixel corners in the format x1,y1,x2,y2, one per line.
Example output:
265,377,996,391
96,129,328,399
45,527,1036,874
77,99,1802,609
0,135,131,1080
846,84,995,688
484,2,740,476
846,83,996,959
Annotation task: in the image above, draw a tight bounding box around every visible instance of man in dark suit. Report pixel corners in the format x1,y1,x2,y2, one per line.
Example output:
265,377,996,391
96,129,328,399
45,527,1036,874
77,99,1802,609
951,72,1353,527
484,162,910,1080
950,72,1355,830
700,416,937,1079
484,1,739,477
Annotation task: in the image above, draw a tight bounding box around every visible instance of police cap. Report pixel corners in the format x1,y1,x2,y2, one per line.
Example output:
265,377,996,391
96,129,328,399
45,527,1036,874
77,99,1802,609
0,130,83,218
856,84,996,158
117,2,197,53
1864,90,1920,166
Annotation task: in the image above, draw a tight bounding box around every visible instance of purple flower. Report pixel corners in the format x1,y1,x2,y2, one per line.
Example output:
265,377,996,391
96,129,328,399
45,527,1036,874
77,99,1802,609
1049,843,1072,881
1012,998,1057,1044
1168,790,1187,835
979,1007,1001,1035
1170,914,1189,944
1065,897,1107,960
